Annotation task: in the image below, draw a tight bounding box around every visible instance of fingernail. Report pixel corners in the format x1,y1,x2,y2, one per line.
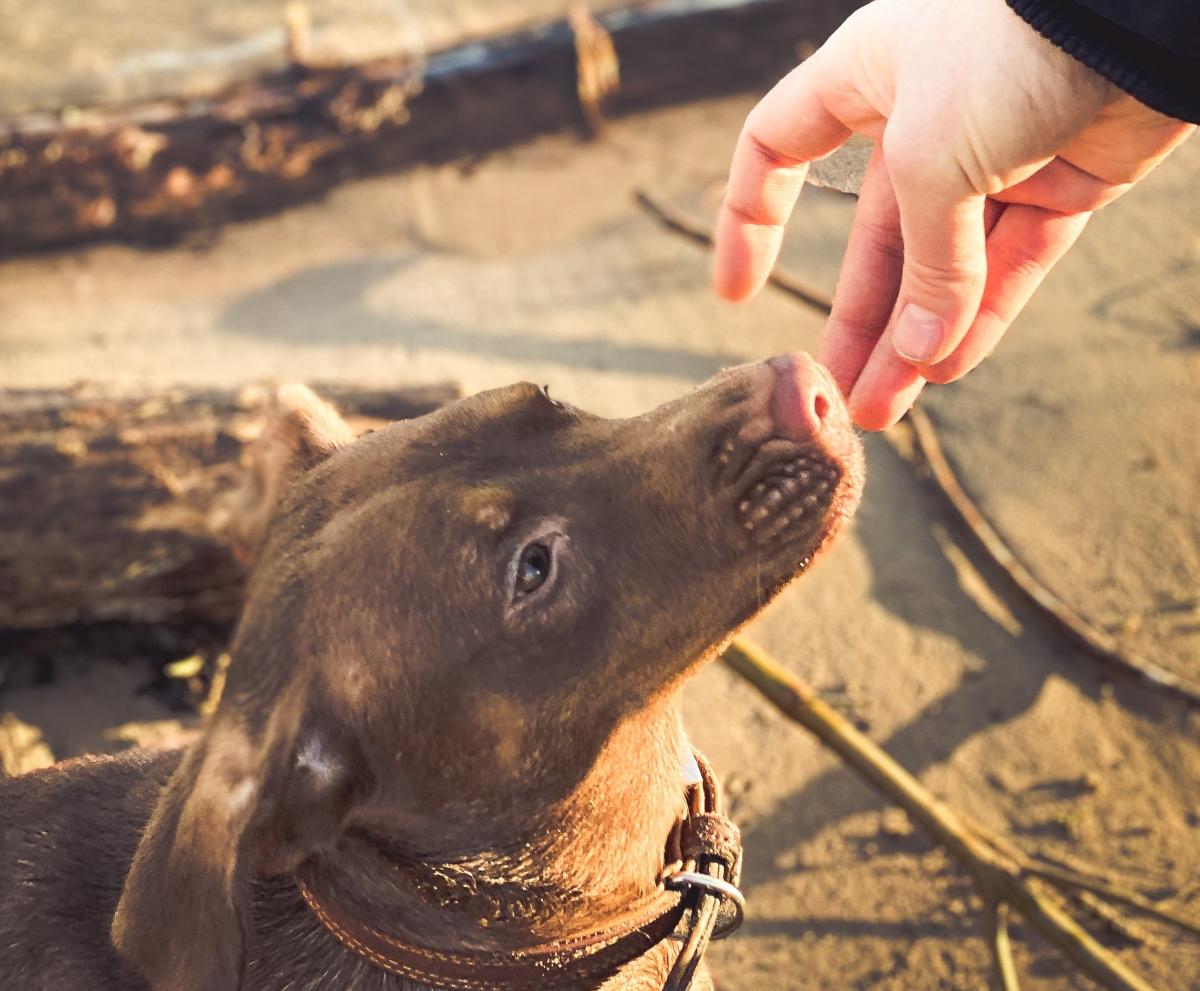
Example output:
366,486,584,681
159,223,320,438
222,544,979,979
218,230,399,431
892,303,945,363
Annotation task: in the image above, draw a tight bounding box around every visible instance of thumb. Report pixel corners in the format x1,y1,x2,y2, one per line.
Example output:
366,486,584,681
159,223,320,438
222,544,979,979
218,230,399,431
884,131,988,367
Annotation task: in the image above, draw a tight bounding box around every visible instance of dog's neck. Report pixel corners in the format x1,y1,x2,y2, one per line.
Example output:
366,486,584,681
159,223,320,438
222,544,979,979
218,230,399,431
300,699,690,951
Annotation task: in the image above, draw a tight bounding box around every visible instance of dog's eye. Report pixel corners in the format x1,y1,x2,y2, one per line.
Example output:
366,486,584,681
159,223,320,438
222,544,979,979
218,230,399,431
515,543,552,596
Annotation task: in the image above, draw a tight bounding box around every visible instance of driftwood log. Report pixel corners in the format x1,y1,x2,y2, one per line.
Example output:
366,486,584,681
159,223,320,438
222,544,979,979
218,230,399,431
0,382,457,632
0,0,858,254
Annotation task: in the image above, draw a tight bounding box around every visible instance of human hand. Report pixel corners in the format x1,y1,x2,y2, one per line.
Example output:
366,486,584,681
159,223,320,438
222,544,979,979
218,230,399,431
713,0,1194,429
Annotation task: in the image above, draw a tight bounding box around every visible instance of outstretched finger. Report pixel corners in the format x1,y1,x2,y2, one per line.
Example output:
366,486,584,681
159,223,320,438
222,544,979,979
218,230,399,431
713,58,851,302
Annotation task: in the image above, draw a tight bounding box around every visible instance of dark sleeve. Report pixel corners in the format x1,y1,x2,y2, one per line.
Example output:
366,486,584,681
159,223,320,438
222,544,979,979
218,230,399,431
1005,0,1200,124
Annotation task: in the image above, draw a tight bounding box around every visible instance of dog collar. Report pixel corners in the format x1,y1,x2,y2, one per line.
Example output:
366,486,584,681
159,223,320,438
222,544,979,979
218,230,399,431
295,749,744,991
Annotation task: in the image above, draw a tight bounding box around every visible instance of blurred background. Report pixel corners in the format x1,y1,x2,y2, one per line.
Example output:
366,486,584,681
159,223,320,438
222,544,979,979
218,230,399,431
1,1,1198,988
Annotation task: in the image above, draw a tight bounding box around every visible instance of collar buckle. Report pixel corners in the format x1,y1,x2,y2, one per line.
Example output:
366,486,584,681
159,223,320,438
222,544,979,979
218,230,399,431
665,870,746,940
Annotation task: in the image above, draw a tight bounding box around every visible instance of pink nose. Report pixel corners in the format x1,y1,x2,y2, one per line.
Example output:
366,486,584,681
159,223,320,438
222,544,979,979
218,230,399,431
767,353,837,442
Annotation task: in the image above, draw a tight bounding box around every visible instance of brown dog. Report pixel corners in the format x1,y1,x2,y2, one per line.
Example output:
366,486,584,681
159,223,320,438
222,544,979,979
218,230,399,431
0,353,862,991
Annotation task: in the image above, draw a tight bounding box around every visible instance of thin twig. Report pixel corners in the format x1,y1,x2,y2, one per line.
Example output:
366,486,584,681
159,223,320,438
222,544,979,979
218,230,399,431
634,186,1200,707
720,638,1194,991
1004,879,1152,991
1023,862,1200,938
987,899,1022,991
1073,890,1161,949
905,408,1200,707
1024,847,1164,892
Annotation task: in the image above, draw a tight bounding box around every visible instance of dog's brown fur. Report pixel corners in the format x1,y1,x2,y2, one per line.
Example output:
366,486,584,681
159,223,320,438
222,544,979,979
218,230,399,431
0,355,862,991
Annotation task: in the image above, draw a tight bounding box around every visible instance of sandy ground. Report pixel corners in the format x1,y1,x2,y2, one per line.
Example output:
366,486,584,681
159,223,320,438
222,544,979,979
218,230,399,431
2,86,1199,990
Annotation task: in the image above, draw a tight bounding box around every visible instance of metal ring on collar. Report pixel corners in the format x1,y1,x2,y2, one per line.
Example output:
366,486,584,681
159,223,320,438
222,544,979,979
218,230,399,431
664,872,746,939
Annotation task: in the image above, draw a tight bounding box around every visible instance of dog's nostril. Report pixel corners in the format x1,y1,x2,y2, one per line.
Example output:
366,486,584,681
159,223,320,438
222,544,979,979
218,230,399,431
812,391,830,425
767,352,839,442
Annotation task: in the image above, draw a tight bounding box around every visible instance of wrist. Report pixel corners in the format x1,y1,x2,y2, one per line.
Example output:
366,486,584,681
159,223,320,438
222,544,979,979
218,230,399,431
1004,0,1200,123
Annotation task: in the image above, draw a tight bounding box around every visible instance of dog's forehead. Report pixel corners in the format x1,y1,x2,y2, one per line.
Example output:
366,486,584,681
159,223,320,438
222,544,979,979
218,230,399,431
363,380,599,471
437,381,576,432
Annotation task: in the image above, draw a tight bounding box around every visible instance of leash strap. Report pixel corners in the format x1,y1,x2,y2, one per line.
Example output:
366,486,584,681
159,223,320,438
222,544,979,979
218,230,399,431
662,749,744,991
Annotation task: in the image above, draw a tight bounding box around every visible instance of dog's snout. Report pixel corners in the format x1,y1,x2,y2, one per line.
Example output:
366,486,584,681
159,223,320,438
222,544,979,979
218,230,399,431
767,353,838,443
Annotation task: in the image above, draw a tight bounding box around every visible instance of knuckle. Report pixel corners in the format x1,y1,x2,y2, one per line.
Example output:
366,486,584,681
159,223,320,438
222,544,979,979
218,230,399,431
884,118,991,199
988,241,1049,286
883,128,956,188
854,217,905,264
723,198,783,232
1001,254,1047,288
744,131,804,172
905,253,986,294
823,314,880,348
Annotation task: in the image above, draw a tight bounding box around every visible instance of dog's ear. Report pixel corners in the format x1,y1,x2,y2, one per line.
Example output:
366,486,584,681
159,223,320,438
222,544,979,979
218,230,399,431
223,383,355,563
116,385,367,989
113,694,372,990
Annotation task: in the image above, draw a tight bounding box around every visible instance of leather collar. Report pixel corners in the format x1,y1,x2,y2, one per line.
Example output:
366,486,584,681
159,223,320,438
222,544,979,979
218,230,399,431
296,749,744,990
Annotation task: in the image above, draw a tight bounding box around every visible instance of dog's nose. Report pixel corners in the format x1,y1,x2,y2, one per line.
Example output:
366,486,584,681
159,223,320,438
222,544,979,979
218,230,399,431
767,353,838,443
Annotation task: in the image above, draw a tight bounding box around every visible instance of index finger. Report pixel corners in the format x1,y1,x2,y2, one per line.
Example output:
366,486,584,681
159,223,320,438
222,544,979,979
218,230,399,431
713,60,852,302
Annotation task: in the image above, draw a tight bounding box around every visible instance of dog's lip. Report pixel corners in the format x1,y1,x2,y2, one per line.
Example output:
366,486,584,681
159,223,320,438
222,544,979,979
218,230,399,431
734,445,842,549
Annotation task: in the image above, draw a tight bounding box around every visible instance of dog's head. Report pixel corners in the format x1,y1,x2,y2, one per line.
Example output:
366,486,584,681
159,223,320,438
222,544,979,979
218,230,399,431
113,354,862,989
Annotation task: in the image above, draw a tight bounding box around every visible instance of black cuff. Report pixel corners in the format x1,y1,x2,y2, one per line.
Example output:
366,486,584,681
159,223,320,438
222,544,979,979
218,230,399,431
1006,0,1200,124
